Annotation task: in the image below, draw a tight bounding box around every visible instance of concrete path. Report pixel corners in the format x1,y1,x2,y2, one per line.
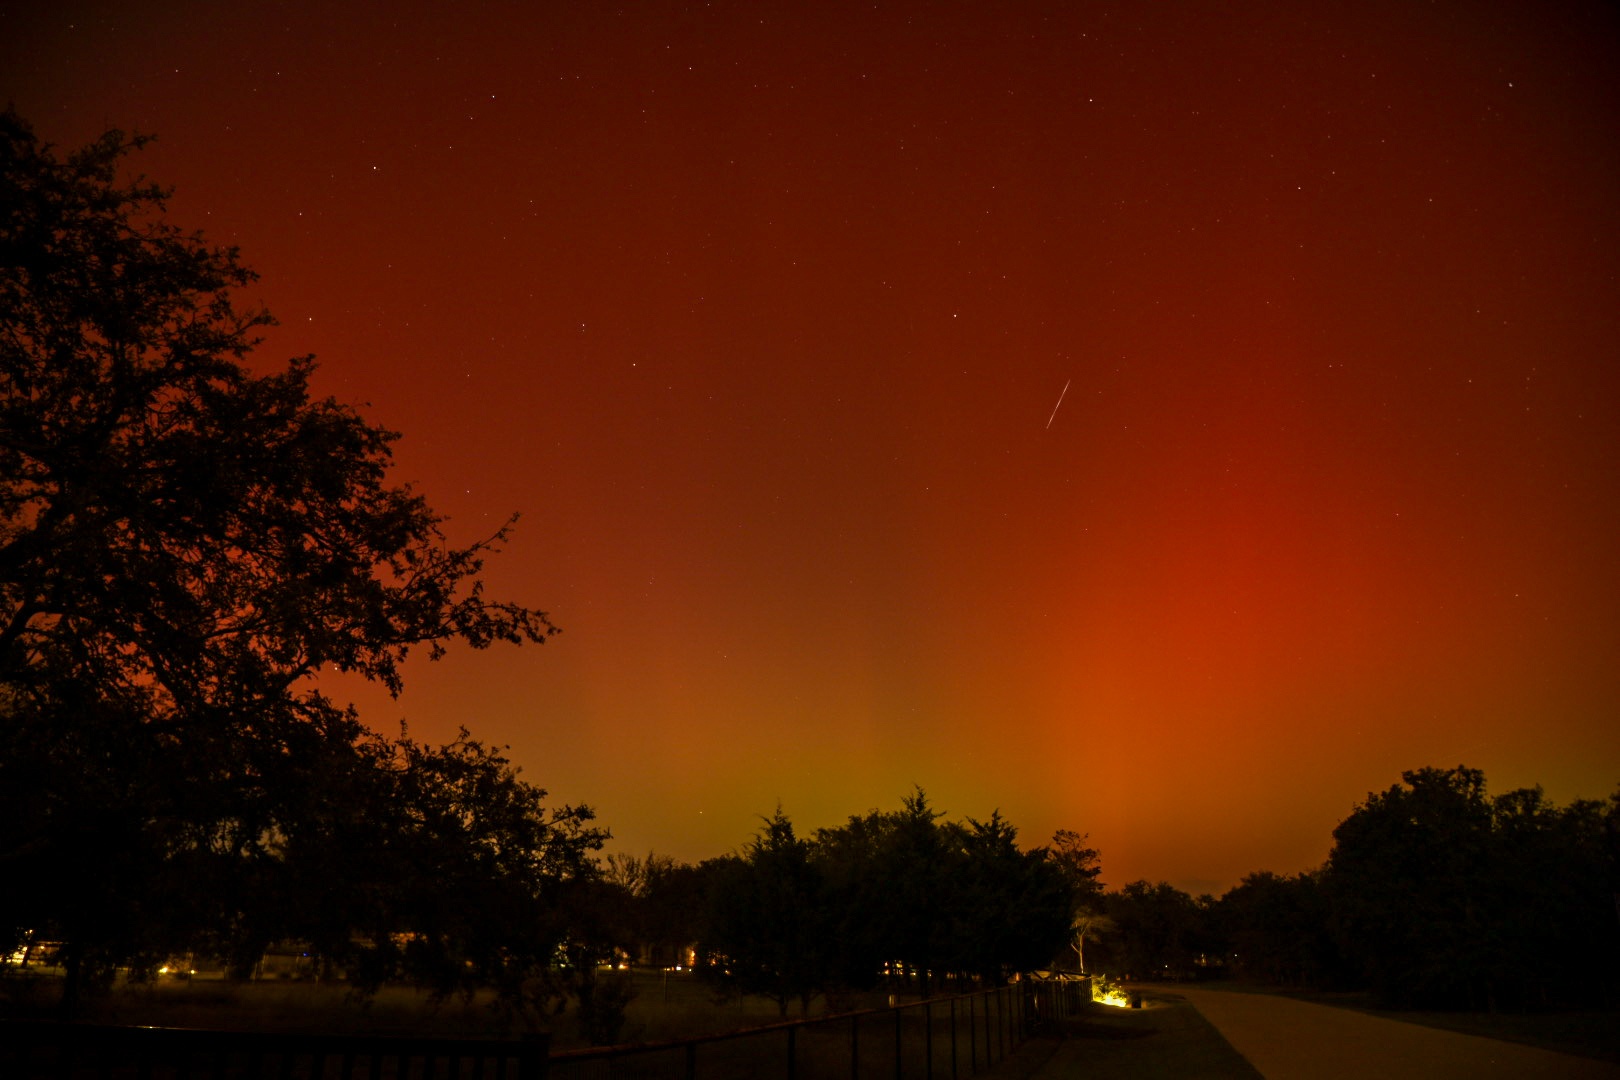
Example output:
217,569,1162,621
1166,985,1620,1080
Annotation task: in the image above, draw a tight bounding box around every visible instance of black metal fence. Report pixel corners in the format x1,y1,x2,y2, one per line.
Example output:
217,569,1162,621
547,980,1089,1080
1,981,1089,1080
0,1021,550,1080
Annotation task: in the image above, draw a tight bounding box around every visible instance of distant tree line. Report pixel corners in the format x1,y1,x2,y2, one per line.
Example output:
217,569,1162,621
1082,766,1620,1010
705,792,1099,1015
392,796,1100,1042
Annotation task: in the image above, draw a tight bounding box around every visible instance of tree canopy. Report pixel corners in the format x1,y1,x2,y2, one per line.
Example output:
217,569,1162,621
1324,766,1619,1008
0,109,591,1014
692,792,1083,1013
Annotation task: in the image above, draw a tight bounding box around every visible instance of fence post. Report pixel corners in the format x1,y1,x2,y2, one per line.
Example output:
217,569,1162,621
686,1040,698,1080
851,1013,860,1080
950,997,958,1080
788,1025,798,1080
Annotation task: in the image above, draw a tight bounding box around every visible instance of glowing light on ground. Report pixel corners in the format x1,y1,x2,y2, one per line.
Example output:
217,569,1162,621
1091,977,1133,1008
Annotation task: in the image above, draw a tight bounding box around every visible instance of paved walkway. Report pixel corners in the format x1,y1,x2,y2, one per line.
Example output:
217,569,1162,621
1166,986,1620,1080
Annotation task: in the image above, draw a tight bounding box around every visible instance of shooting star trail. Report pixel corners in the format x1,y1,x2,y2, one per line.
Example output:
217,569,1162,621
1045,378,1071,430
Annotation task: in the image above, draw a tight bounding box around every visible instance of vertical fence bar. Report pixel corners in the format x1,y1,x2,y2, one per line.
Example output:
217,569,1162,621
851,1012,860,1080
894,1004,903,1080
981,989,988,1067
988,990,997,1065
981,991,990,1067
972,990,984,1068
924,1001,933,1080
787,1025,798,1080
981,992,990,1068
991,989,999,1064
967,996,976,1073
993,988,1001,1062
991,990,1004,1062
949,997,958,1080
990,990,999,1065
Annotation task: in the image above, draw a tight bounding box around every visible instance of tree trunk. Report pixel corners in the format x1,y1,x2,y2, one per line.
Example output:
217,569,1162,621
58,941,85,1019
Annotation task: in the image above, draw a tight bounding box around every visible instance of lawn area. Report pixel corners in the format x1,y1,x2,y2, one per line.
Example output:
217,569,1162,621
982,993,1262,1080
0,967,918,1051
38,970,1612,1078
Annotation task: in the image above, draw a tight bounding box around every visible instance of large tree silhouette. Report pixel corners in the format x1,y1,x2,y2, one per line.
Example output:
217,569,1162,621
1325,766,1619,1008
698,809,827,1016
0,110,574,1010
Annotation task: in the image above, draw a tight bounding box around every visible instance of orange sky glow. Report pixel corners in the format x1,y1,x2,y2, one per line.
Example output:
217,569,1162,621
4,0,1616,893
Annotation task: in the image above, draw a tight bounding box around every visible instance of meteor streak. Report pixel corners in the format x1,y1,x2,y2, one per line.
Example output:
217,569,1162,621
1046,378,1071,429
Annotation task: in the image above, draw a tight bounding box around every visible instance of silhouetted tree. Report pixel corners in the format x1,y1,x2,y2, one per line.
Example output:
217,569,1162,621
1326,767,1620,1009
1325,766,1497,1007
0,109,566,1011
872,788,954,995
1050,829,1106,972
818,789,959,994
692,795,1098,1010
1483,786,1618,1007
1215,870,1345,989
812,792,1084,994
944,813,1075,981
1097,881,1206,980
699,808,827,1016
811,806,899,993
639,857,709,968
388,733,602,1013
555,871,637,1044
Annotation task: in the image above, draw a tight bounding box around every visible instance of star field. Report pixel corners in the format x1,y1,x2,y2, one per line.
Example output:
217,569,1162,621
2,0,1616,891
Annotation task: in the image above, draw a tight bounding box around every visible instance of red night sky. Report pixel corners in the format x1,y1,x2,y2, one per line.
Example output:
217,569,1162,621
5,1,1617,893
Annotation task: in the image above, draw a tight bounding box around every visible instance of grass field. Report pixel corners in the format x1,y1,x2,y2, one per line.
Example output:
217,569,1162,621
6,969,1615,1077
0,967,924,1050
